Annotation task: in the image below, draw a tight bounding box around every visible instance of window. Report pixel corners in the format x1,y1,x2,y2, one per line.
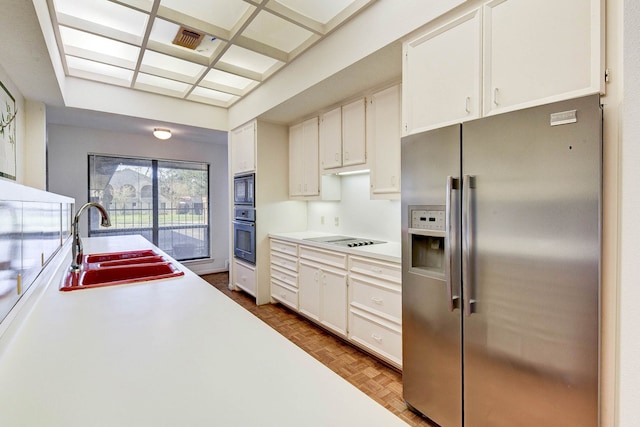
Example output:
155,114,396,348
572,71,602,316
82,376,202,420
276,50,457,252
88,154,210,261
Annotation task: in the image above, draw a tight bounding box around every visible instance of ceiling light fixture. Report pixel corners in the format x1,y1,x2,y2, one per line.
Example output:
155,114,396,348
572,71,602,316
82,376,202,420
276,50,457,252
153,128,172,140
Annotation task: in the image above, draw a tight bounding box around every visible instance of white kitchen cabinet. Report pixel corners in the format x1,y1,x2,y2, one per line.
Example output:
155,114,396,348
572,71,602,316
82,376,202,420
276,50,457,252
319,107,342,170
484,0,603,116
368,84,402,199
320,266,349,336
231,120,256,174
403,9,482,135
269,237,402,366
230,121,306,306
341,98,367,167
319,99,367,173
349,306,403,368
348,255,402,368
298,260,322,321
234,259,256,297
289,117,319,197
298,246,348,337
270,239,299,311
288,121,305,197
289,117,340,201
402,0,603,134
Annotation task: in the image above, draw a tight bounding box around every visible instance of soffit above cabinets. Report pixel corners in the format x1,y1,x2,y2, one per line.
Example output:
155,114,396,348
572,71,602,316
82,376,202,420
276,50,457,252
48,0,377,108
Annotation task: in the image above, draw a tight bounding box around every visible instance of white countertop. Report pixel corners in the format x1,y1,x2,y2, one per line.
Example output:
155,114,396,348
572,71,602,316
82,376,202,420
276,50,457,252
0,236,408,427
269,231,402,263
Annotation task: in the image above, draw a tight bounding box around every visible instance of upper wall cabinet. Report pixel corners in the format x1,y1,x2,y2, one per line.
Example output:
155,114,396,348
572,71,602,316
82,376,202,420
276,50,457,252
403,9,482,135
319,98,367,172
290,118,341,201
368,84,402,200
320,107,342,170
402,0,603,135
231,121,256,174
289,117,320,197
484,0,604,116
341,99,367,168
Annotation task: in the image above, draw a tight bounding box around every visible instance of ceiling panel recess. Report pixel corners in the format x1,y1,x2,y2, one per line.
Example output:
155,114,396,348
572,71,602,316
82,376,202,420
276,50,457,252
48,0,377,108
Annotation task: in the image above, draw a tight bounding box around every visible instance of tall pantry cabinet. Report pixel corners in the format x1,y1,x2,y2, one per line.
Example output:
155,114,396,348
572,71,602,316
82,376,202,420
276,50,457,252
230,120,306,305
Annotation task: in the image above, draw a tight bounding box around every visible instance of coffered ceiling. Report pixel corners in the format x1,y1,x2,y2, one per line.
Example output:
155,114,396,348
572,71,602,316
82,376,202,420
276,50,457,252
47,0,376,108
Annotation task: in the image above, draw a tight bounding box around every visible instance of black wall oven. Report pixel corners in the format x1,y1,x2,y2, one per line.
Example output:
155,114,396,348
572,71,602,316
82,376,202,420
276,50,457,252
233,203,256,265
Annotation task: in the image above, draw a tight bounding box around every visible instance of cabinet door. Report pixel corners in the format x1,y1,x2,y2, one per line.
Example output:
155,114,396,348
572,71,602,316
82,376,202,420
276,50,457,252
320,267,348,336
403,9,482,135
484,0,603,115
288,122,305,196
232,121,256,174
341,98,366,166
319,107,342,170
301,117,320,196
234,260,256,297
298,260,320,321
369,84,401,199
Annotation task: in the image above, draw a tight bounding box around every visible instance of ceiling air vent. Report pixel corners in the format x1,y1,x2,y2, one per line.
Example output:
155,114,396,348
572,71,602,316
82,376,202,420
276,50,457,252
172,26,204,50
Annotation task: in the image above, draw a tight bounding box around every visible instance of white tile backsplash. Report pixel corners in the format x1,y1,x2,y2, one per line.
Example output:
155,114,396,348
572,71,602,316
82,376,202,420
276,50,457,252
307,173,400,243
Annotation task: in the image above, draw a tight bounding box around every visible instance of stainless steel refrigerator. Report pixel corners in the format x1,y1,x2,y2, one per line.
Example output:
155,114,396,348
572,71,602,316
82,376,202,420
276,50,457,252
401,95,601,427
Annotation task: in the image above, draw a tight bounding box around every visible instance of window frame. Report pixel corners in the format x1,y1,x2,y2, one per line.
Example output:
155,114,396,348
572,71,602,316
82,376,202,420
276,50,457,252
87,153,211,261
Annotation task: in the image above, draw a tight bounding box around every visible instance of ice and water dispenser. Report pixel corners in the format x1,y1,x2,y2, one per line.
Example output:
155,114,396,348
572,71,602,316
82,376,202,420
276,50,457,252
408,206,446,277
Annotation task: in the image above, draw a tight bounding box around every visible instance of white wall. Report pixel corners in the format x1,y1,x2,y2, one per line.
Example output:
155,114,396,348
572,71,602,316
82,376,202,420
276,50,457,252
618,1,640,425
46,124,229,274
64,78,229,132
307,173,401,243
23,100,46,190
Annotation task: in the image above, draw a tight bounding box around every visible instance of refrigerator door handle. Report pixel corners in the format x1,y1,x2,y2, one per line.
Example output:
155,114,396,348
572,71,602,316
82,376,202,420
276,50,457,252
445,176,460,311
462,174,477,316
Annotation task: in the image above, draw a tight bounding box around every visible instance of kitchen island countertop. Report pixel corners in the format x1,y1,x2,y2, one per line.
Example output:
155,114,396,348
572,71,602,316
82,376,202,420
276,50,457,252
0,235,408,427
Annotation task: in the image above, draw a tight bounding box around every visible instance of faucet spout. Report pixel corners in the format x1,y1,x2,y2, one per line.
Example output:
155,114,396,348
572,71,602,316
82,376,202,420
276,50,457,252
70,202,111,272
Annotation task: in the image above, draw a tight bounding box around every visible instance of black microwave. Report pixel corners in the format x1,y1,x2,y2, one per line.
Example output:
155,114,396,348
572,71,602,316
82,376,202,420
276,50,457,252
233,173,254,206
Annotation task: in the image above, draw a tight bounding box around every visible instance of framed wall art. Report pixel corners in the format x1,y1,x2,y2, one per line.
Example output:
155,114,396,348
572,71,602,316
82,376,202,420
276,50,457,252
0,80,16,180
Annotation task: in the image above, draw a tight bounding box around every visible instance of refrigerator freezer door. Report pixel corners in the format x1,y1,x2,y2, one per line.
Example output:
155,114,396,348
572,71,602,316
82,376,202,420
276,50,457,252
401,124,462,426
461,95,601,427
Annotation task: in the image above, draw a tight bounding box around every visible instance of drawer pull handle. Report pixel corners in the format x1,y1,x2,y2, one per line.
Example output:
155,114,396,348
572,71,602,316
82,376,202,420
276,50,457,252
371,333,383,343
371,297,383,305
280,293,287,299
371,267,383,274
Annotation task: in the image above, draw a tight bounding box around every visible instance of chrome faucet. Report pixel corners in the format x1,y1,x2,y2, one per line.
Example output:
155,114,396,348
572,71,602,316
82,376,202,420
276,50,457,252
70,202,111,272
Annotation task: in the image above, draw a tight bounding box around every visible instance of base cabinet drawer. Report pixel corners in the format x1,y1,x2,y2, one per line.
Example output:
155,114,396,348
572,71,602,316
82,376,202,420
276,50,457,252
234,260,256,296
350,275,401,322
271,252,298,273
300,246,347,269
349,307,402,368
271,280,299,311
270,265,298,288
349,256,401,283
270,239,298,257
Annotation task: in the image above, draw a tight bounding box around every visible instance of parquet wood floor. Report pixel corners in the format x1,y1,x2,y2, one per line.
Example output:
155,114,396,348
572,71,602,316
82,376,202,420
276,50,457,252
201,272,436,427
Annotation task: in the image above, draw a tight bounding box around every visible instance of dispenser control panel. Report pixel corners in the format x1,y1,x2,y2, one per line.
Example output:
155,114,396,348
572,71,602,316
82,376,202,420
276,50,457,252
411,208,445,231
